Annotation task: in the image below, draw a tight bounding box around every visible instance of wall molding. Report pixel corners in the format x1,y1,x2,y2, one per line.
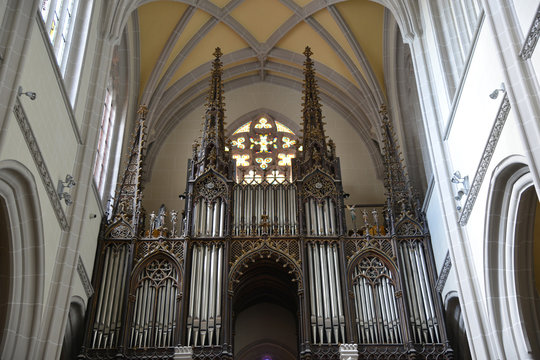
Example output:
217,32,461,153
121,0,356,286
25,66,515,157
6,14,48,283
520,6,540,60
458,95,511,226
77,255,94,298
436,251,452,293
13,99,69,231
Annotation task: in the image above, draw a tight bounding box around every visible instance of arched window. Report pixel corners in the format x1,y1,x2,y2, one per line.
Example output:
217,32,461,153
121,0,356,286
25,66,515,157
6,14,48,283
428,0,483,101
229,115,298,183
39,0,93,100
485,160,540,359
93,44,127,208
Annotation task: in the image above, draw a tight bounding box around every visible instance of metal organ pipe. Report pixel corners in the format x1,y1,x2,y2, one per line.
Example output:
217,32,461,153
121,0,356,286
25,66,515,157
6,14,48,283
307,243,345,344
215,245,223,343
187,244,223,347
219,200,225,237
307,246,317,343
212,201,218,236
323,200,330,236
329,200,336,235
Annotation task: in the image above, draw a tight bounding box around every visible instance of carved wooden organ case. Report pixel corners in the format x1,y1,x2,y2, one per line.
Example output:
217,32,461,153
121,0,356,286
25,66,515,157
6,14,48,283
80,48,453,360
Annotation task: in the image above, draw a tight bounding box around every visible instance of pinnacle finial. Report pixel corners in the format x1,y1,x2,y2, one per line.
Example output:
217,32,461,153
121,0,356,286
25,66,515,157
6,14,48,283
303,46,313,59
137,104,148,118
379,104,388,117
213,47,222,59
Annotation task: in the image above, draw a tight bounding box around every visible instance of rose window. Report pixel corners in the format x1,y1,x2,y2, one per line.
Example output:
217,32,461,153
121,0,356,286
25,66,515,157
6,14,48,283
229,115,298,183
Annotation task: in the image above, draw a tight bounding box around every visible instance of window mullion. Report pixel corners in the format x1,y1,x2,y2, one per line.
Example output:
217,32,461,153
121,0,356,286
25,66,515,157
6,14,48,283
60,0,79,74
52,0,69,56
44,0,59,35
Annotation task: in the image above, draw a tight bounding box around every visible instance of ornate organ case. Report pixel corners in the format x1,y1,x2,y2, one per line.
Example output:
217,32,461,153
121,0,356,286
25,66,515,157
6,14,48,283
80,48,452,360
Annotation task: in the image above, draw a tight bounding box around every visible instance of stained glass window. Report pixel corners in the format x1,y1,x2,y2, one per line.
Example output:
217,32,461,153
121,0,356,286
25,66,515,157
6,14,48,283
230,115,298,183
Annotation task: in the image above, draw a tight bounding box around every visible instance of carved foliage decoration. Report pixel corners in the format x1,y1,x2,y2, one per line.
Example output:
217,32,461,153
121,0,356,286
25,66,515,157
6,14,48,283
302,171,336,201
345,237,393,265
352,256,395,286
135,239,184,265
193,171,228,202
395,217,423,236
105,216,134,238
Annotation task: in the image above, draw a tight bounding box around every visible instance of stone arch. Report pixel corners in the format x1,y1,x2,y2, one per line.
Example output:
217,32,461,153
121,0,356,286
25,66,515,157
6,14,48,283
485,156,540,359
0,160,45,359
444,291,472,360
60,296,86,360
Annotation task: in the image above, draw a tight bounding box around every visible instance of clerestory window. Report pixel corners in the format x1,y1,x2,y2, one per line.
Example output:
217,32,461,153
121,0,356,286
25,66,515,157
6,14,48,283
39,0,93,102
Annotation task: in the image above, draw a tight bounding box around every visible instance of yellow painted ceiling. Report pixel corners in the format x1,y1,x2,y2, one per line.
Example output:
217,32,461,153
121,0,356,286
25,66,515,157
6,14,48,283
209,0,231,8
137,1,188,99
137,0,386,102
312,9,368,85
335,1,385,91
160,9,212,80
292,0,312,7
276,20,356,87
230,0,293,43
167,21,249,87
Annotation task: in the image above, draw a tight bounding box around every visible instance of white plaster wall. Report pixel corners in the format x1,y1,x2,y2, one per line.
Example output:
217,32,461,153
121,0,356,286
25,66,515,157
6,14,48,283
425,183,451,273
143,82,385,214
418,0,453,123
443,17,528,302
0,6,106,345
0,110,62,310
444,20,504,298
512,0,539,38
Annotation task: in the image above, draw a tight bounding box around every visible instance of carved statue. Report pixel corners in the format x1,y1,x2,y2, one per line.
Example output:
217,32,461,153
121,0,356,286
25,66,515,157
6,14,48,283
346,204,357,229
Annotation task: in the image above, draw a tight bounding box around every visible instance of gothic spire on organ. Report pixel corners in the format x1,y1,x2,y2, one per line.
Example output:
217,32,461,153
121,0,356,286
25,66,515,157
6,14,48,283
192,47,229,178
379,104,422,223
110,104,147,230
296,46,337,178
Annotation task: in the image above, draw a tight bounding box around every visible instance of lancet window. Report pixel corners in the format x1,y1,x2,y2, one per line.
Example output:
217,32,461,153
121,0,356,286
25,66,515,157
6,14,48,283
229,115,298,183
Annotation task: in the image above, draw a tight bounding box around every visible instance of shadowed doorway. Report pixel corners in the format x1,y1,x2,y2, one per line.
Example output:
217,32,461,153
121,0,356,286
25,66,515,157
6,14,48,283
233,259,299,360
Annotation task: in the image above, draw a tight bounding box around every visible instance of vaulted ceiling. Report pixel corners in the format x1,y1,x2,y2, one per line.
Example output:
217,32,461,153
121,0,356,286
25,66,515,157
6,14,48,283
111,0,409,212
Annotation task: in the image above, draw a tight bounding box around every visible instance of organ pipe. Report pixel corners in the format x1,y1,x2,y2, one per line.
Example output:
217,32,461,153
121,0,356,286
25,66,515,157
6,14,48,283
307,243,345,344
351,258,402,344
187,243,223,347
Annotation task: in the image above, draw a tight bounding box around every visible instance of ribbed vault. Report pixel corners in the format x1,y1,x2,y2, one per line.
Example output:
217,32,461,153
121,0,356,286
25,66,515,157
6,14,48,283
102,0,424,211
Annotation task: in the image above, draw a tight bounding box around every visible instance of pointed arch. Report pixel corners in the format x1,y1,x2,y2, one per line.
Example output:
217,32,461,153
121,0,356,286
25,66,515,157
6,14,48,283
127,251,183,348
485,156,540,359
0,160,45,359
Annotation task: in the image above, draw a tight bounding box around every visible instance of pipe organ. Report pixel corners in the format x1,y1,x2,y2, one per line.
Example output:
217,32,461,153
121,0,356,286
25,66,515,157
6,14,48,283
80,48,452,359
